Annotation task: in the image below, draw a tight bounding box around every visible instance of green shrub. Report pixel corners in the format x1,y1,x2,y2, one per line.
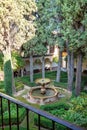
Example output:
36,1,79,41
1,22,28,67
0,81,4,89
4,60,12,96
63,94,87,128
34,102,70,130
0,80,24,93
0,81,5,93
63,110,87,127
40,102,70,112
34,115,52,129
60,78,68,83
0,103,26,126
34,114,67,130
17,76,37,87
15,81,24,92
28,82,37,87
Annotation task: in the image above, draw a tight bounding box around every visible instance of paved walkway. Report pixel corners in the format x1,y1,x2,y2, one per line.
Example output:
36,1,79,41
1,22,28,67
14,85,30,97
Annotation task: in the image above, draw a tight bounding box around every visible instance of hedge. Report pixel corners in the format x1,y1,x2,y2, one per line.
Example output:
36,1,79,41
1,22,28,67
34,102,70,130
40,102,70,111
34,115,67,130
15,81,24,92
0,106,26,126
0,81,24,93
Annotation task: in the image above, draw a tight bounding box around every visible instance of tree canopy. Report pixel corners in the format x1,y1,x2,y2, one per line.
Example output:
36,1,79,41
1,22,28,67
59,0,87,53
0,0,37,95
0,0,37,53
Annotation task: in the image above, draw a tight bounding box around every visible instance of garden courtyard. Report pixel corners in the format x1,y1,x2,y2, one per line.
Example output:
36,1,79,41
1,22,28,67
0,71,87,130
0,0,87,130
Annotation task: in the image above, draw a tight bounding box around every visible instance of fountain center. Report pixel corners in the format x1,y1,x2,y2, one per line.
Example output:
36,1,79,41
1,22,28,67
35,78,50,95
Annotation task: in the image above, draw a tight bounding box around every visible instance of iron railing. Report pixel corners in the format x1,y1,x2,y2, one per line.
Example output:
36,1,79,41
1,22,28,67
0,92,86,130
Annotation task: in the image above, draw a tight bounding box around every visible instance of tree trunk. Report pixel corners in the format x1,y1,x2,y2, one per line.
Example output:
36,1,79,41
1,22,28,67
75,52,82,96
42,56,45,79
56,50,62,82
66,40,74,91
30,54,33,82
67,50,74,91
21,68,24,77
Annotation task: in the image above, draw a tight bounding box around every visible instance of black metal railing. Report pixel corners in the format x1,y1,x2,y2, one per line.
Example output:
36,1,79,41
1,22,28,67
0,92,86,130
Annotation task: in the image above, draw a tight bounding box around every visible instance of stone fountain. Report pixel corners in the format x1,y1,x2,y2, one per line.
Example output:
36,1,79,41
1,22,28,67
35,78,50,94
27,78,58,105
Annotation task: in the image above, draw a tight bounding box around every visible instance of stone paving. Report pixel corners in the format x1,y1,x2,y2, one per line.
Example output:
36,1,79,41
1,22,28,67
14,85,30,97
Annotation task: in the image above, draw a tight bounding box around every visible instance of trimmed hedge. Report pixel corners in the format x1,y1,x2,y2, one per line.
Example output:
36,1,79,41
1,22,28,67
0,81,24,93
1,126,27,130
17,76,37,87
34,115,67,130
34,102,70,130
15,81,24,92
40,102,70,111
60,78,68,83
0,102,26,126
54,81,67,89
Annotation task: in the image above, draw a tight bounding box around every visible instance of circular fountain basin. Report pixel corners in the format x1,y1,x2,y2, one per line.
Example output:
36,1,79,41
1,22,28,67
28,86,58,105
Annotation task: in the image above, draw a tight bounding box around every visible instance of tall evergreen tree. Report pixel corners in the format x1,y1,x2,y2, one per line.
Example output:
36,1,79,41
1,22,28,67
23,37,38,82
36,0,63,80
0,0,37,95
58,0,87,95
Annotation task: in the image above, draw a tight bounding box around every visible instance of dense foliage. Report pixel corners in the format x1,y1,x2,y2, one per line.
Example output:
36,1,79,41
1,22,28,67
0,99,26,126
34,93,87,129
0,0,37,95
0,80,24,93
12,51,25,71
0,52,3,70
58,0,87,94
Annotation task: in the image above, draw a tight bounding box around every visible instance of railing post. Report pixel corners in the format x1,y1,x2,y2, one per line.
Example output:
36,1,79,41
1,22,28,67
38,114,40,130
16,104,19,130
26,109,29,130
52,121,55,130
8,100,11,130
0,97,4,130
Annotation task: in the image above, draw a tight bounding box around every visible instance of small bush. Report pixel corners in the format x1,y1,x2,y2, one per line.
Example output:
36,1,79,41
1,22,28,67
0,81,4,89
15,81,24,92
34,115,53,129
40,102,70,111
34,114,67,130
0,81,5,93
